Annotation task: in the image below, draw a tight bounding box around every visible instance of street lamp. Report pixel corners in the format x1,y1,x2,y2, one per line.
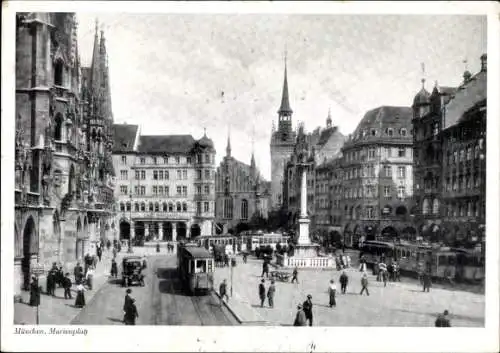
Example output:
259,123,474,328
127,193,133,253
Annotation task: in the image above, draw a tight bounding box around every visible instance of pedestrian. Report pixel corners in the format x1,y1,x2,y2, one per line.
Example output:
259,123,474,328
394,262,401,282
74,262,83,284
359,256,366,272
92,254,98,268
29,276,40,307
156,242,161,253
111,258,118,278
339,271,349,294
86,266,95,290
291,267,299,284
342,255,347,269
142,256,148,270
46,268,55,296
56,264,65,287
97,246,102,262
382,269,388,287
435,310,451,327
423,272,432,292
258,279,266,307
267,280,276,308
219,279,229,305
243,253,248,264
123,288,133,313
124,298,139,325
63,272,73,299
293,304,307,326
224,254,229,267
113,246,118,259
84,253,91,275
302,294,313,326
261,260,269,278
106,239,111,251
328,280,337,308
346,255,351,268
74,282,86,308
360,272,370,296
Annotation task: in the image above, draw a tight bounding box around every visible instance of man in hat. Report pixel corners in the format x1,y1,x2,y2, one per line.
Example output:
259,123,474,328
291,267,299,284
435,310,451,327
267,280,276,308
124,298,139,325
339,271,349,294
73,262,83,285
123,288,133,321
258,279,266,307
293,304,307,326
328,280,337,308
63,272,73,299
302,294,314,326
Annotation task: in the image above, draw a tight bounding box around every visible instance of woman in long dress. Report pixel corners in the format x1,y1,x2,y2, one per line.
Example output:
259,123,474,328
124,298,139,325
328,280,337,308
74,282,86,308
86,266,95,290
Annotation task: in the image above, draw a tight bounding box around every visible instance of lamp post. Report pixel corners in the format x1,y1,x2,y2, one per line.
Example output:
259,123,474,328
230,253,234,297
127,193,133,253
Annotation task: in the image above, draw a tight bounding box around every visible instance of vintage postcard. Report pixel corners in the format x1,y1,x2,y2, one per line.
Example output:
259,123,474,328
1,1,499,352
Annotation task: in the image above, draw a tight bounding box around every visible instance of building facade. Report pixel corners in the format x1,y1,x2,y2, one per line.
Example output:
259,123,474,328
270,62,296,209
112,125,216,243
412,54,486,247
214,136,271,233
15,14,115,296
340,106,415,247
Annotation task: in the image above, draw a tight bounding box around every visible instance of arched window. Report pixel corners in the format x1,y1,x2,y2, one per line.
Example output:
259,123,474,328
120,202,125,212
54,59,64,86
149,202,154,212
422,199,430,215
241,199,248,220
182,202,187,212
432,198,440,215
134,202,139,212
155,202,159,212
141,202,145,212
54,114,64,141
168,203,173,212
176,202,181,212
163,202,168,212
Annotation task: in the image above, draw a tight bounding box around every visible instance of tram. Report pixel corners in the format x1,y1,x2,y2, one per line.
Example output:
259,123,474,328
195,234,237,255
244,232,290,253
359,240,485,283
177,243,214,295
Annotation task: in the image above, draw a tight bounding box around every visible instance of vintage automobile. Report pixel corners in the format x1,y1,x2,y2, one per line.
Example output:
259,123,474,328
121,256,145,287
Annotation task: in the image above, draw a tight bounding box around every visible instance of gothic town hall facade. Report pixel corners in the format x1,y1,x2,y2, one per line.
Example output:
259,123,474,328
14,13,115,297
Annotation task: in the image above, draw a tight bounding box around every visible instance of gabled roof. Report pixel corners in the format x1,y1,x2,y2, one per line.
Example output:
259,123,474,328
112,124,138,153
138,135,195,154
443,70,486,129
353,106,413,136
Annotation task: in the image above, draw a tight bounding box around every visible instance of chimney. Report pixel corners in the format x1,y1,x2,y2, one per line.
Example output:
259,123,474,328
480,53,487,72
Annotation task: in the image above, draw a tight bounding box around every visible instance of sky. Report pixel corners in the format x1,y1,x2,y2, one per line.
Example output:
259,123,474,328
76,13,486,180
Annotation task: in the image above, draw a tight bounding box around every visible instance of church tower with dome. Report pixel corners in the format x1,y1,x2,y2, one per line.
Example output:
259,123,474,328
270,59,297,209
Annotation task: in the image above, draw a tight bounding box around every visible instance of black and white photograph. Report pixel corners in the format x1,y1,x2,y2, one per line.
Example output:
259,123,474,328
2,1,499,352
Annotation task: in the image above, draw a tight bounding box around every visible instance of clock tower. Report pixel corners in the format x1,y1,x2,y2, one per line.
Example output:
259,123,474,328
270,59,296,209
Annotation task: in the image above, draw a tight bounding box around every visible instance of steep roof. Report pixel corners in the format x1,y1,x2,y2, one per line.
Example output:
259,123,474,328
317,126,340,146
353,106,413,136
443,70,486,129
278,64,293,115
112,124,138,153
138,135,195,154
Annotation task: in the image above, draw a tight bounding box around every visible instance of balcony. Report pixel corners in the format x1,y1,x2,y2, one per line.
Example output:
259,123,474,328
129,211,193,220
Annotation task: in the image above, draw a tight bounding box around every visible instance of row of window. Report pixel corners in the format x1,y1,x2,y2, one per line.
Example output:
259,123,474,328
444,173,482,192
344,165,408,180
445,142,484,166
344,146,411,163
120,185,190,197
443,201,484,218
120,154,214,166
119,200,212,213
221,199,249,220
355,127,409,140
343,185,407,199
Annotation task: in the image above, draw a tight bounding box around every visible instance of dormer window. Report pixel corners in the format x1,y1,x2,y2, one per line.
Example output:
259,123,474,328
370,129,377,136
386,128,394,137
400,128,407,136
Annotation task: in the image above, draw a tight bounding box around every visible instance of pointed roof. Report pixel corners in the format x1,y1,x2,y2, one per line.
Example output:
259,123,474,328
90,19,101,92
226,129,231,157
278,61,293,115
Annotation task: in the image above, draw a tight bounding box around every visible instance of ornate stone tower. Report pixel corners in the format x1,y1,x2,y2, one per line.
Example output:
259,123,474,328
270,59,296,209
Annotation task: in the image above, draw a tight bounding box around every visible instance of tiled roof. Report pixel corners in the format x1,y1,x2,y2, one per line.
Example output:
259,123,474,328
112,124,138,153
353,106,413,136
317,126,342,146
443,71,486,129
138,135,195,154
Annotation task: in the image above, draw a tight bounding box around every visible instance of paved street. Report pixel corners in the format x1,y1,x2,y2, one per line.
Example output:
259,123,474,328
72,255,238,326
213,255,485,327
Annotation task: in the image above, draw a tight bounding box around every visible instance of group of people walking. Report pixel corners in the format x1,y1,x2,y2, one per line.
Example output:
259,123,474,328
28,241,108,310
258,278,276,308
